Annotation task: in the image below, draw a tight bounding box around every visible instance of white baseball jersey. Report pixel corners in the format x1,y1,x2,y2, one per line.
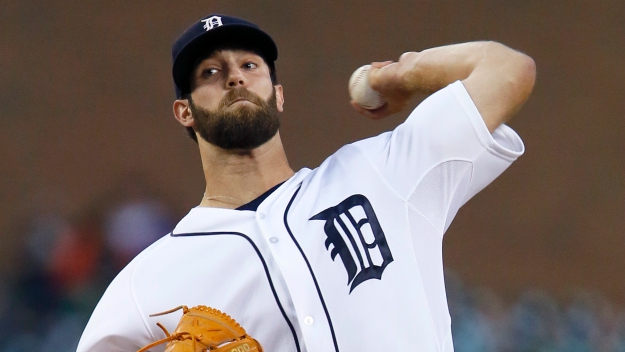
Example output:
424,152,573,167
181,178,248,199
78,81,524,351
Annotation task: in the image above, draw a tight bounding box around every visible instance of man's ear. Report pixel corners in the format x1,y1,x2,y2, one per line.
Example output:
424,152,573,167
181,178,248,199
173,99,195,127
274,85,284,112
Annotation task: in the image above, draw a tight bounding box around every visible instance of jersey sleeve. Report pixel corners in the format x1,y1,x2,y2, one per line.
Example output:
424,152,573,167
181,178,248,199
76,255,156,351
352,81,524,234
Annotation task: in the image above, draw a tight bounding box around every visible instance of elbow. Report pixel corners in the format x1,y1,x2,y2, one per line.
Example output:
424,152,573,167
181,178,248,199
518,53,536,93
500,47,536,107
485,42,537,98
514,53,536,105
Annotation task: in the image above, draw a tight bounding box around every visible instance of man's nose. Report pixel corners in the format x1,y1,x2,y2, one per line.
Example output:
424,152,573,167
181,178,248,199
226,68,245,87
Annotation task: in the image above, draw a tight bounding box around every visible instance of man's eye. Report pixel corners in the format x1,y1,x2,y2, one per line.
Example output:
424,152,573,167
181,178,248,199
243,62,258,69
202,68,218,77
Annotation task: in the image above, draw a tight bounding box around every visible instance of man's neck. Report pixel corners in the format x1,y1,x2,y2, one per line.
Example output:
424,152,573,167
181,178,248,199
198,132,294,209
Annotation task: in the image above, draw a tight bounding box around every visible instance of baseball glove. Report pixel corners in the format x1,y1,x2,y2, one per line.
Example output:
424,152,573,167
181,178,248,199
137,305,263,352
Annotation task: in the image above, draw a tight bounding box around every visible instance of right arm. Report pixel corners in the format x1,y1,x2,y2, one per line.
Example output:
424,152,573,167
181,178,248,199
354,41,536,132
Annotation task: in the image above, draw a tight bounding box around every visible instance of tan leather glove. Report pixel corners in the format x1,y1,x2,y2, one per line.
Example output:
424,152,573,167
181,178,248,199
138,305,263,352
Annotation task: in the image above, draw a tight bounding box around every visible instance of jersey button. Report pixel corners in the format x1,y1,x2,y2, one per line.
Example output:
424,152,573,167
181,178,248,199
269,237,279,244
258,212,265,219
304,316,314,326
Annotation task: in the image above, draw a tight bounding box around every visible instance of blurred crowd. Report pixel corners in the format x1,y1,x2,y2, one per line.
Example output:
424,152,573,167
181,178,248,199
0,176,176,351
1,179,624,351
446,272,625,352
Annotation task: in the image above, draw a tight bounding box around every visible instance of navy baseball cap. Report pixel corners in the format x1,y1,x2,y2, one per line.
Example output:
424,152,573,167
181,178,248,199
172,14,278,98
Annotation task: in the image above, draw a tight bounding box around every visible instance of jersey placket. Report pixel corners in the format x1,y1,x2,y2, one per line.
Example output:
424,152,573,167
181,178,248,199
256,194,337,352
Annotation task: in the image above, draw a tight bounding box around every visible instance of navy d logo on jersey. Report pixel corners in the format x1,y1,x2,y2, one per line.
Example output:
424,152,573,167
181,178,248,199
310,194,393,293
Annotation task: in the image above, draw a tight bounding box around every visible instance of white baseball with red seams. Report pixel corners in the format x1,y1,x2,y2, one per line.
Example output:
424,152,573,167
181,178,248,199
348,64,386,110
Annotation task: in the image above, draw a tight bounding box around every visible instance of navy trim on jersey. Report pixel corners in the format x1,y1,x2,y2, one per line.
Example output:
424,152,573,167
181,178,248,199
284,186,340,351
236,181,286,211
170,231,301,352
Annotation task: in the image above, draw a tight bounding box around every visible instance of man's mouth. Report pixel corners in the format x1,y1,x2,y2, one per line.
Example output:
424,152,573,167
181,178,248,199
227,97,255,106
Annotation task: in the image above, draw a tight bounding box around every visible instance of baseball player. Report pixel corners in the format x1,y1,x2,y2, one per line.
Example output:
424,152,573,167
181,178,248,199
78,14,535,351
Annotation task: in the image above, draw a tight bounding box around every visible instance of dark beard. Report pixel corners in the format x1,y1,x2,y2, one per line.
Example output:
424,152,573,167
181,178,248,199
189,87,280,150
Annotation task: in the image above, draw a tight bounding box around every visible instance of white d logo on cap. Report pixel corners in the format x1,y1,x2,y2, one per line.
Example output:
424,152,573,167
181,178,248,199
201,16,223,31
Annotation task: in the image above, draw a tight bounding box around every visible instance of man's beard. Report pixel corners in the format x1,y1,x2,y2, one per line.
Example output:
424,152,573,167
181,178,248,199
189,87,280,150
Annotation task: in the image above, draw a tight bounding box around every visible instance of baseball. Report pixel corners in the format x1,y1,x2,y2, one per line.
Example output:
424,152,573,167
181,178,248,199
348,64,386,110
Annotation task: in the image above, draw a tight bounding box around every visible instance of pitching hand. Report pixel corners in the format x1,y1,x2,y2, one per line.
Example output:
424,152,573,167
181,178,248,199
350,53,422,119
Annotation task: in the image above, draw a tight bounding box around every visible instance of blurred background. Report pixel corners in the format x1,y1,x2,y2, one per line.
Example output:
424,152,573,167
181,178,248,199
1,1,623,351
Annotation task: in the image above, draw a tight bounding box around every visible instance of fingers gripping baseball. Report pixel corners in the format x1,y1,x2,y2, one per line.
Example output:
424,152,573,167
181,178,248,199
350,53,420,119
